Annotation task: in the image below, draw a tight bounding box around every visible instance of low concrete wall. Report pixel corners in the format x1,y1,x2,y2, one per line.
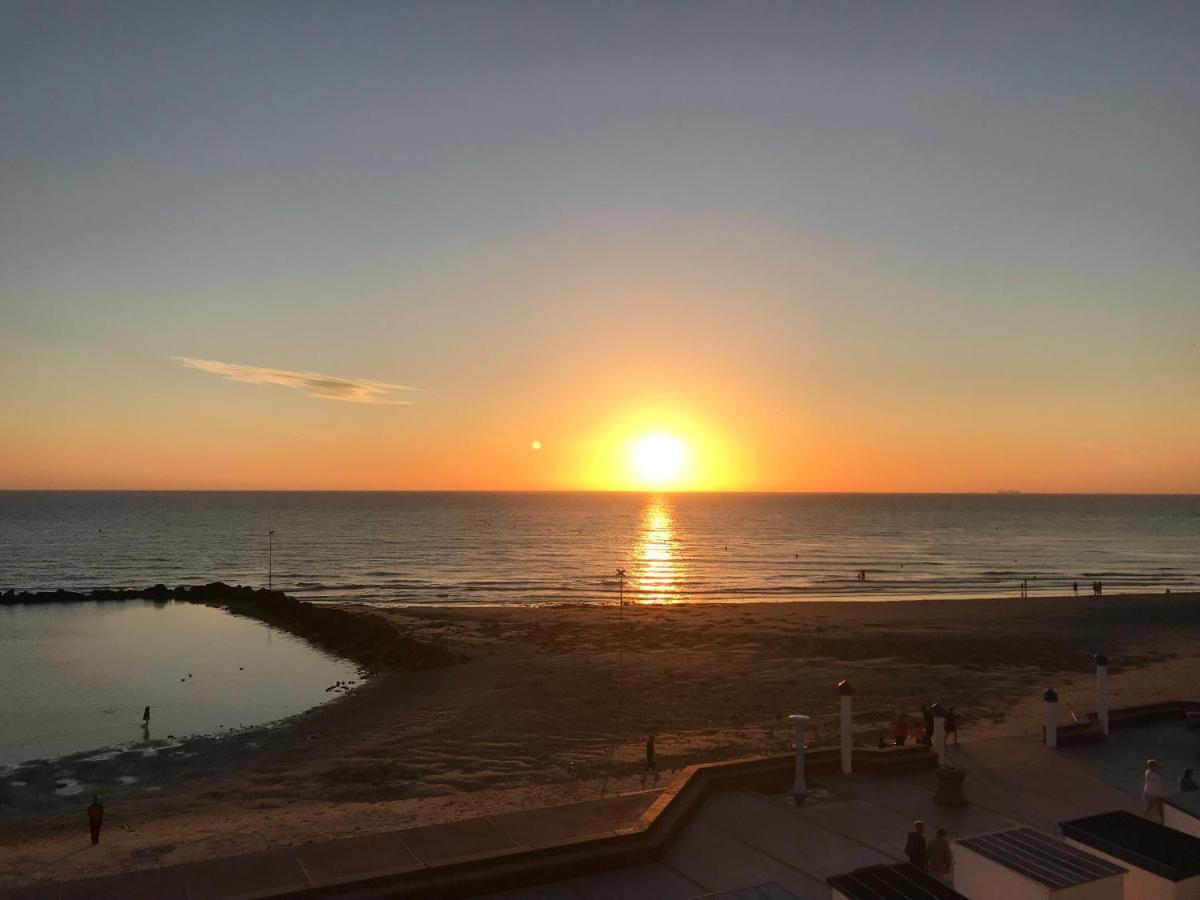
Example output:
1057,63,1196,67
319,743,936,899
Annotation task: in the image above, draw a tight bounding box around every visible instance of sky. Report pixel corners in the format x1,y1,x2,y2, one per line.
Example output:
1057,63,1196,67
2,2,1197,492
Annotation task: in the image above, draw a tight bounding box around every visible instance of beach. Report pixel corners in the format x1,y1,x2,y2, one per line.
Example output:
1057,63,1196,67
3,591,1200,886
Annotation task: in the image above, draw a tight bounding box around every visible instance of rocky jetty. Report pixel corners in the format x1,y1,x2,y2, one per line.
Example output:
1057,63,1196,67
1,582,459,672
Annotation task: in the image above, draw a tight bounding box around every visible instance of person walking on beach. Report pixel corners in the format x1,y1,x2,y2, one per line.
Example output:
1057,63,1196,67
905,821,927,870
1073,581,1079,596
927,828,952,884
922,705,934,746
893,716,909,747
645,734,655,772
1181,768,1198,792
87,796,104,846
1143,759,1164,822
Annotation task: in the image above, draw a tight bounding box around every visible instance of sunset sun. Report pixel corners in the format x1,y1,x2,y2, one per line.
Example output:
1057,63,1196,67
630,434,687,488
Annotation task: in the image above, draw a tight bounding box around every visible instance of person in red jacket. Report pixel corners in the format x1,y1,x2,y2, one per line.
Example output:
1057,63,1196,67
87,796,104,846
893,716,909,746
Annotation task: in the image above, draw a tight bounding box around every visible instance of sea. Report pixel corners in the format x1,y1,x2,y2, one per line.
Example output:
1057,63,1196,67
3,491,1198,604
3,491,1197,765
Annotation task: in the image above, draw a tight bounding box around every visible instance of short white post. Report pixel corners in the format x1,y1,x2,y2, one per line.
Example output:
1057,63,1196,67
1044,688,1058,748
931,702,947,765
838,680,853,775
789,714,810,802
1094,653,1109,736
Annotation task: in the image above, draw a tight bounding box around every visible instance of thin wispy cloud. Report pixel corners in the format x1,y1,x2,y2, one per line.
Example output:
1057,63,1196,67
173,356,418,405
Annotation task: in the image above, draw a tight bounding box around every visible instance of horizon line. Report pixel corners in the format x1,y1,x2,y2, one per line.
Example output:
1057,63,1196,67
1,488,1197,497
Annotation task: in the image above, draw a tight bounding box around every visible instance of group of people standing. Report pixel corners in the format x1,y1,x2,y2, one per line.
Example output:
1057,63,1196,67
889,705,958,747
898,758,1195,887
905,821,952,883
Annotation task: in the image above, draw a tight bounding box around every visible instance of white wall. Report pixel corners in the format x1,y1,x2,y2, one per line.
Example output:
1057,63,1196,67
953,844,1051,900
1165,804,1200,840
1053,878,1126,900
953,844,1123,900
1064,838,1200,900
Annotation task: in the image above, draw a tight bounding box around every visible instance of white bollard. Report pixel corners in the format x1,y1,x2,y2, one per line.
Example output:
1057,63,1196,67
1044,688,1058,748
838,680,853,775
1094,653,1109,736
789,714,810,802
931,702,947,765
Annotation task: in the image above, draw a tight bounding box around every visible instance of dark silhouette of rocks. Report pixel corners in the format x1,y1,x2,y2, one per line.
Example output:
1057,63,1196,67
0,582,459,672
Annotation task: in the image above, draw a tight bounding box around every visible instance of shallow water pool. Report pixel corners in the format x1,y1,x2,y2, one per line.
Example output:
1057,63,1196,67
0,600,358,766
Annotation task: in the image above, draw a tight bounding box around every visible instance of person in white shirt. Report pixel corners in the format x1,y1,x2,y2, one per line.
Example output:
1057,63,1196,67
1143,759,1164,822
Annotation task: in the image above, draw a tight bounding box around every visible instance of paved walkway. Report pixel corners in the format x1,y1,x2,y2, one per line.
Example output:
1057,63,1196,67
3,791,665,900
482,719,1197,899
7,718,1196,899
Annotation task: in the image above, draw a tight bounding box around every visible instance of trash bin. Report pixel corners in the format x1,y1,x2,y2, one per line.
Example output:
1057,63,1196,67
934,764,967,807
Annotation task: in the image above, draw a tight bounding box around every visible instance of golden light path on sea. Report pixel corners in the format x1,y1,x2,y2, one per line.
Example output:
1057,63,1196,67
633,496,686,604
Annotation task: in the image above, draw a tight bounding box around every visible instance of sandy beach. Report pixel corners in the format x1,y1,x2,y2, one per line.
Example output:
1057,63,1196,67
3,591,1200,887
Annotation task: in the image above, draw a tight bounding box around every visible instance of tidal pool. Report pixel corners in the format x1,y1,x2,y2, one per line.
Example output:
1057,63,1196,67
0,601,358,766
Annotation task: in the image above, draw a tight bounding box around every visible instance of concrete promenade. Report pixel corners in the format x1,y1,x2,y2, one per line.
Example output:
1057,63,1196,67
2,790,667,900
483,717,1196,899
5,713,1197,899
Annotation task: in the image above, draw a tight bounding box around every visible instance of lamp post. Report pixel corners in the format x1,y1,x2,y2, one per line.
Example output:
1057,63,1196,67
1094,653,1109,736
930,702,947,766
789,714,810,803
837,680,853,775
268,530,275,591
1044,687,1059,748
614,566,627,673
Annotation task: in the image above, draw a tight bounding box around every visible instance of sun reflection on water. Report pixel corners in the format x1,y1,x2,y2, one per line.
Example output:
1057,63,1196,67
632,496,686,603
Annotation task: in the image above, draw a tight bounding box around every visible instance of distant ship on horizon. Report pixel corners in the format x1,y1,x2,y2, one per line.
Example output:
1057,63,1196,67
996,489,1023,495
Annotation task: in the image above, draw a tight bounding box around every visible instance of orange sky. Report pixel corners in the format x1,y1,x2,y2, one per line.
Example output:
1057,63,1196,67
3,5,1199,493
3,343,1196,492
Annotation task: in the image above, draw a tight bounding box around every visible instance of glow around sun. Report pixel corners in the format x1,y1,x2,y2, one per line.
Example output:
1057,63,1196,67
579,411,730,491
630,433,689,488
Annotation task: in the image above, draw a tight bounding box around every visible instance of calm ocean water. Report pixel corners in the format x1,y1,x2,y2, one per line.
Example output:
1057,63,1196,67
2,492,1197,604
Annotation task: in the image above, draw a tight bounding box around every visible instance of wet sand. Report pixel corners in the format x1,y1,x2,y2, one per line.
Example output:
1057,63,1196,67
2,591,1199,886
